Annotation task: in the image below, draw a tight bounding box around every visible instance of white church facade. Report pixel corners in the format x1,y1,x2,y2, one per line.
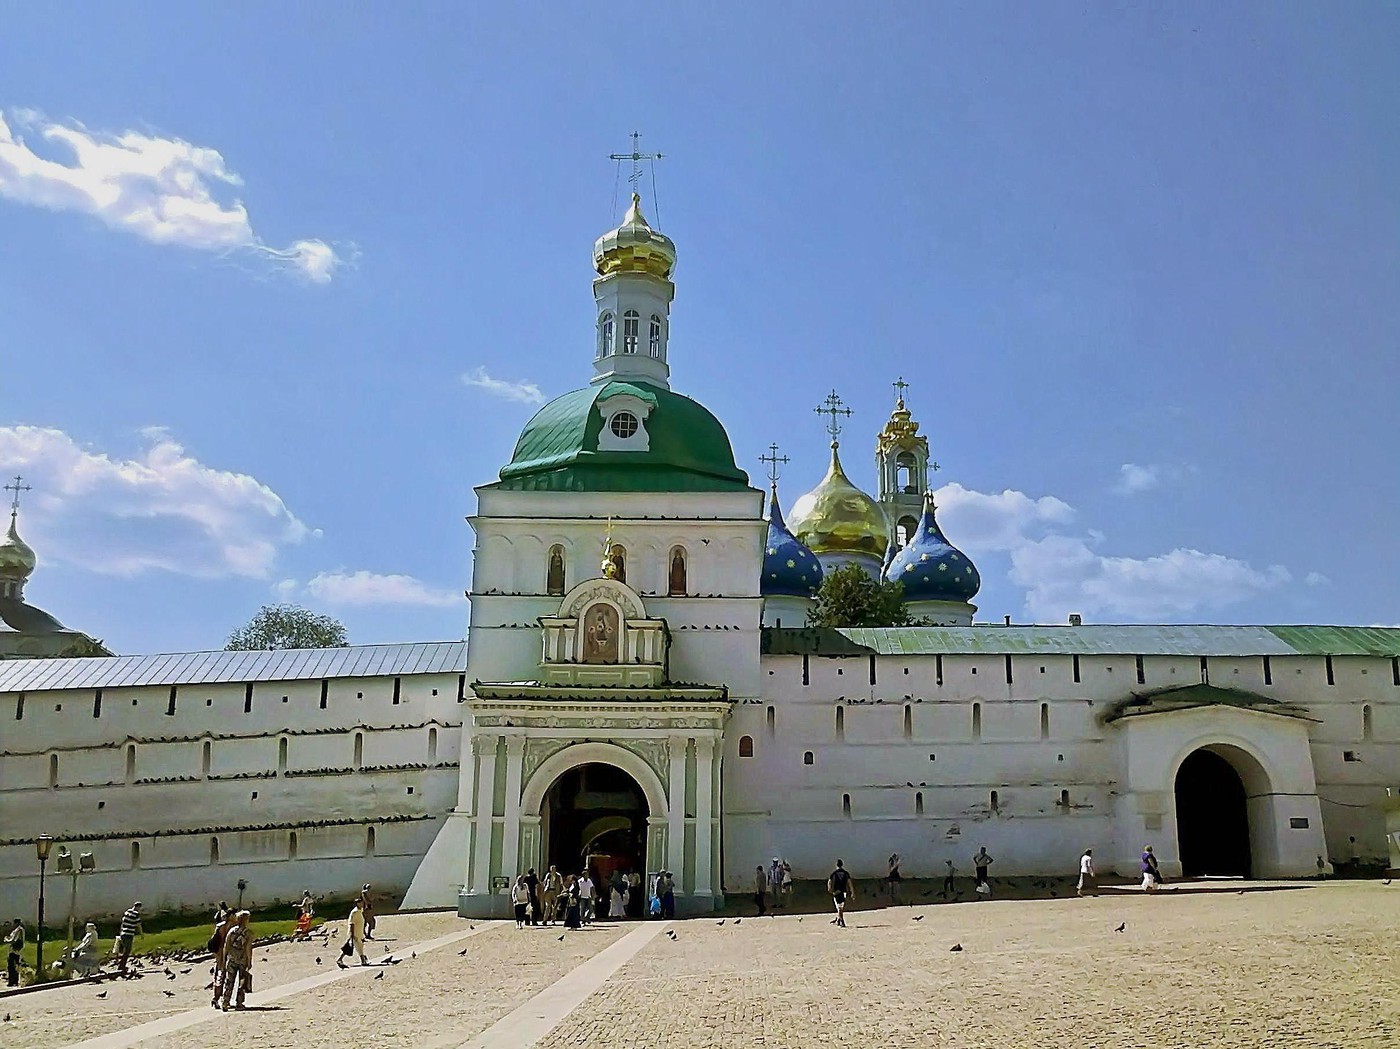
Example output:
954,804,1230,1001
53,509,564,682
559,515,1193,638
1,193,1397,920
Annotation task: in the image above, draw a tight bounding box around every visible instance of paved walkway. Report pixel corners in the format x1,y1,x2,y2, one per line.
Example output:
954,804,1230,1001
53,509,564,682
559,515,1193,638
5,882,1394,1049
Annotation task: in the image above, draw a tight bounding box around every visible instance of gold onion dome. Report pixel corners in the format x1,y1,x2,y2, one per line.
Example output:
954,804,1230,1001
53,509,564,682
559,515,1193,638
788,444,889,558
592,193,676,278
0,512,37,579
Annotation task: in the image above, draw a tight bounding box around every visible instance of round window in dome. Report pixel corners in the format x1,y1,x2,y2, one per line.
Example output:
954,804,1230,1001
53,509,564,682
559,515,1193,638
609,411,639,439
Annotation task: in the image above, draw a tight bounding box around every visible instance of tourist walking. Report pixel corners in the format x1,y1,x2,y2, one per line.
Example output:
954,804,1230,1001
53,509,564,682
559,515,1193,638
768,858,785,908
627,871,644,918
887,853,904,904
610,876,626,919
563,876,582,930
299,889,316,919
827,859,854,927
541,866,562,926
207,910,232,1006
1141,845,1161,891
214,901,232,925
512,875,531,928
578,871,595,924
338,899,369,967
219,911,253,1011
942,859,957,899
753,865,769,916
525,868,541,926
359,884,376,939
656,870,675,919
5,918,23,987
1078,849,1097,897
72,922,100,977
780,861,793,903
973,847,994,899
115,901,143,973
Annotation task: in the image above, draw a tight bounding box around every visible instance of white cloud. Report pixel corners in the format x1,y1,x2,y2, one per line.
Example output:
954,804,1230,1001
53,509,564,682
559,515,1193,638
1304,571,1329,587
933,482,1075,553
1114,463,1160,495
927,480,1290,622
462,367,545,405
299,570,460,608
0,425,314,578
1010,536,1290,621
0,108,344,282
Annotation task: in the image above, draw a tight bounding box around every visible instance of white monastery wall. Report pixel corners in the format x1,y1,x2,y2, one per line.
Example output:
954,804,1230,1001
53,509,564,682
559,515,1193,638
0,668,464,920
723,649,1400,885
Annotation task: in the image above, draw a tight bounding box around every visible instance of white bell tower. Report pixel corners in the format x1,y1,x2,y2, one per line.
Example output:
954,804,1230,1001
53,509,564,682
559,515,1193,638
591,192,675,390
876,379,936,549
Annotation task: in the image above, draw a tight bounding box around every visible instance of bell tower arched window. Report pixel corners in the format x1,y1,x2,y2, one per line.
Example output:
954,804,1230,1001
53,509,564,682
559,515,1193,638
649,315,663,357
896,515,918,547
896,451,918,493
668,547,687,596
547,545,566,596
622,310,639,353
598,313,614,358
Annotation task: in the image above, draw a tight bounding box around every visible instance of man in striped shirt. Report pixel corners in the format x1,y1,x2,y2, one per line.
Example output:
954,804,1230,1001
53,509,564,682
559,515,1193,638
115,901,143,973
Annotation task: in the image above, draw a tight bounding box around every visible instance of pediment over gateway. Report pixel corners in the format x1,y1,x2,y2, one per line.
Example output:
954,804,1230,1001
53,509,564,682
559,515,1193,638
538,577,668,687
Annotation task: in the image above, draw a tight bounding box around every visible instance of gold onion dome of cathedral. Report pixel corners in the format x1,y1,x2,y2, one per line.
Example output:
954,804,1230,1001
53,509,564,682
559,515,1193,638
592,193,676,278
0,512,37,579
788,444,889,558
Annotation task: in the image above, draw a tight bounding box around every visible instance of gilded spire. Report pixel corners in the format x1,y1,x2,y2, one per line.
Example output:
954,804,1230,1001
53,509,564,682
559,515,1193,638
0,475,38,586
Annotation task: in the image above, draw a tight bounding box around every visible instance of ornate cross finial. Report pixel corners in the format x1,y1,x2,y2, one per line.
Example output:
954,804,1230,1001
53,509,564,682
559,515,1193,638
600,515,615,553
4,475,31,515
758,443,790,488
814,390,853,445
609,131,664,220
892,377,910,405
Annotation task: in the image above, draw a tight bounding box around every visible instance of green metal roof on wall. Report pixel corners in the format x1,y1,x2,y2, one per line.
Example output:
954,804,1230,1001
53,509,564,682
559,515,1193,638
762,624,1400,657
492,381,753,493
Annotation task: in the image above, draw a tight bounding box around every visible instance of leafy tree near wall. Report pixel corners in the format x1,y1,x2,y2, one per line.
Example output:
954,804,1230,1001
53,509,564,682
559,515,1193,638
225,603,349,650
807,563,915,628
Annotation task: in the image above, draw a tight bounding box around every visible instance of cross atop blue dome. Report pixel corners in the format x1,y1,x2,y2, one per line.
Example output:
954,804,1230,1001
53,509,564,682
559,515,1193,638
885,491,980,602
762,486,824,598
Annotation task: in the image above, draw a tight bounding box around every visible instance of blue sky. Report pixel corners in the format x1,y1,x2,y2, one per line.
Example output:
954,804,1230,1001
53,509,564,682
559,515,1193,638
3,3,1397,654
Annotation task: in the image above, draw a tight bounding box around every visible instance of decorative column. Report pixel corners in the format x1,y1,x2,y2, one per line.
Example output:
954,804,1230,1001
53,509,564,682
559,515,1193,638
667,735,687,893
469,734,499,894
694,737,715,897
500,736,527,881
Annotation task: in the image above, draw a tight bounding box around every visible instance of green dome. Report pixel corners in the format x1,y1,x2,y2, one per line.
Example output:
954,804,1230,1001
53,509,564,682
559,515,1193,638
494,381,753,492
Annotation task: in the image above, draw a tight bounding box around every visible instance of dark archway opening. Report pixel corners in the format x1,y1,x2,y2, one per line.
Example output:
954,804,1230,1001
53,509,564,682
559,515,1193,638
543,762,648,890
1175,748,1251,877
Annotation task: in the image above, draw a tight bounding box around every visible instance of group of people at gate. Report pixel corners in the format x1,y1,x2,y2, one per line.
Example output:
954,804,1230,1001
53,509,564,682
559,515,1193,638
511,865,677,928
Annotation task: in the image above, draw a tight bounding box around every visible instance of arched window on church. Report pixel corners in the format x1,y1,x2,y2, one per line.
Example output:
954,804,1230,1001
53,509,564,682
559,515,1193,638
547,545,566,596
598,312,614,358
649,315,663,357
622,310,639,353
896,515,918,548
608,544,626,584
668,547,687,596
896,451,918,494
738,735,754,758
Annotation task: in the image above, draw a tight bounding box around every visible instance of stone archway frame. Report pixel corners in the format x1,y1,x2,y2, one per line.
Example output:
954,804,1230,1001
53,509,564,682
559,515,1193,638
521,740,669,822
521,741,670,882
1168,734,1276,878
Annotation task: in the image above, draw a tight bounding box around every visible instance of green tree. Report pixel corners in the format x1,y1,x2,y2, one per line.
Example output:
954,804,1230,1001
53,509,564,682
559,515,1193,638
807,562,915,628
225,603,348,650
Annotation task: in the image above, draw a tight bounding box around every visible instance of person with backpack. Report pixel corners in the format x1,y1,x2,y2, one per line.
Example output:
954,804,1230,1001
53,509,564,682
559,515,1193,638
219,911,253,1011
827,859,854,927
207,911,232,1006
541,866,563,926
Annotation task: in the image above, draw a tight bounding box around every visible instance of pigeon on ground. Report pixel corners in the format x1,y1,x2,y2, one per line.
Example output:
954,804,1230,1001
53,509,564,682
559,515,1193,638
163,990,175,998
734,919,742,925
557,935,565,942
4,1012,11,1022
716,920,725,926
1114,923,1126,933
374,971,384,980
167,974,177,981
180,968,192,975
912,915,924,922
315,958,322,966
949,944,963,952
798,918,804,922
163,968,174,977
457,947,470,956
1384,879,1392,886
1237,890,1246,895
411,952,417,960
96,991,108,999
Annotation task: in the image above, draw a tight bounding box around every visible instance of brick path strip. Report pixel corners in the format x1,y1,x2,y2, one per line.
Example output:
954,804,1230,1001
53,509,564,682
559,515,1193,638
456,922,670,1049
57,922,501,1049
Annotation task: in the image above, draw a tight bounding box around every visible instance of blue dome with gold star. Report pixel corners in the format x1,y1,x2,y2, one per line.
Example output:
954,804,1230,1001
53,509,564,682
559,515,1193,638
763,487,823,597
885,492,980,602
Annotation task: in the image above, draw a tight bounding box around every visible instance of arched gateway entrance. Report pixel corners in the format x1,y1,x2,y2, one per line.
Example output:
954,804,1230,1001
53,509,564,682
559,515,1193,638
542,762,648,885
1174,745,1262,878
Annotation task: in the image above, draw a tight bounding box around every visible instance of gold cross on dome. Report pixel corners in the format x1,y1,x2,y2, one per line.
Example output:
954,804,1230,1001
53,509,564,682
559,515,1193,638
892,377,910,404
759,443,790,487
814,390,853,444
4,474,31,513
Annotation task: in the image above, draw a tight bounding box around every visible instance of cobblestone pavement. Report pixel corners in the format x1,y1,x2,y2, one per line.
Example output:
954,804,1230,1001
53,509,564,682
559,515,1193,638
9,883,1398,1049
537,882,1400,1049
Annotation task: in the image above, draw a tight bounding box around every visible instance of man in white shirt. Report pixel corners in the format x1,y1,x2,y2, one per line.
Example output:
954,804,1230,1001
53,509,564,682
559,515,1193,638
1077,848,1096,897
577,873,595,924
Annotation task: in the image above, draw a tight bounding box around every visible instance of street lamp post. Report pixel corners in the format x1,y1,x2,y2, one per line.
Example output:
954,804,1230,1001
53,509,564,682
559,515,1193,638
55,846,97,958
35,835,53,982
